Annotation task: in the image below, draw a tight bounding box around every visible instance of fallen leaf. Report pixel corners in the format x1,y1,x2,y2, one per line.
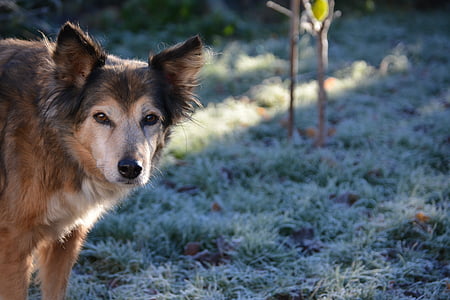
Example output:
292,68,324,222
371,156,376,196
299,127,317,139
269,290,304,300
305,127,317,138
187,236,237,266
256,106,270,120
184,242,201,256
191,250,225,266
332,192,360,206
327,127,337,137
388,280,396,289
415,212,430,223
365,169,383,178
176,185,200,195
211,201,222,212
324,77,337,90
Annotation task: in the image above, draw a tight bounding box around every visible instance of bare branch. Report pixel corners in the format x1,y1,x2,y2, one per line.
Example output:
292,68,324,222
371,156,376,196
266,1,293,18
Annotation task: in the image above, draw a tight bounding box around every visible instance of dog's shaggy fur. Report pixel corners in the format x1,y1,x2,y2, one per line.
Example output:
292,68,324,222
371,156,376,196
0,22,203,300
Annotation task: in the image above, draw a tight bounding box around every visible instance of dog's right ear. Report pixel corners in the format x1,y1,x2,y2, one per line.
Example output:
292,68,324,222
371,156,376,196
52,22,106,87
149,36,203,124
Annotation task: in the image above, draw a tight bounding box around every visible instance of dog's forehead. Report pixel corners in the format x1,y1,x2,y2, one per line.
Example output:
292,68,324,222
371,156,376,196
93,96,161,117
92,61,157,107
79,61,164,119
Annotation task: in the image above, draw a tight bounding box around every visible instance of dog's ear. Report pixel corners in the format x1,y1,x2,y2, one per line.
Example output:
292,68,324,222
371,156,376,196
53,22,106,87
149,36,203,124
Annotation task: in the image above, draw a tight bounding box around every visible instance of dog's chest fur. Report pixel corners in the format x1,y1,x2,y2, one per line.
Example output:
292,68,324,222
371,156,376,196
45,179,132,239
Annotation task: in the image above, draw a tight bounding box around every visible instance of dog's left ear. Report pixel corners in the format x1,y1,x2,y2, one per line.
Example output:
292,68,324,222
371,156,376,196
53,22,106,87
149,36,203,124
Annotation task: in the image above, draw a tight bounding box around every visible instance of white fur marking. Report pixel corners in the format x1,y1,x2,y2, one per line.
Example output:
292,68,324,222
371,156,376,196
46,179,132,239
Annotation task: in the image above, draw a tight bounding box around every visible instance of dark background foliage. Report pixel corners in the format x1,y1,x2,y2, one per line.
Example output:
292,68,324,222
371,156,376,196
1,0,448,41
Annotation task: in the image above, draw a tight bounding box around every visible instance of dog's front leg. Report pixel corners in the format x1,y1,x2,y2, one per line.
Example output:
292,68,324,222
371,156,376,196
0,256,32,300
0,229,34,300
37,226,88,300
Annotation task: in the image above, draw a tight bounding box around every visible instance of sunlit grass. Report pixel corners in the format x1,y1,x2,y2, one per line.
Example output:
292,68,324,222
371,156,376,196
166,98,264,159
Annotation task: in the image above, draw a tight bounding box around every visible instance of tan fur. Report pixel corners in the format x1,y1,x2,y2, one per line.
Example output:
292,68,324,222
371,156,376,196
0,22,202,299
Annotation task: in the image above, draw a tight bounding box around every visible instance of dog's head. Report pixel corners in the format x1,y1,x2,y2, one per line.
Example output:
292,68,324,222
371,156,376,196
46,22,202,186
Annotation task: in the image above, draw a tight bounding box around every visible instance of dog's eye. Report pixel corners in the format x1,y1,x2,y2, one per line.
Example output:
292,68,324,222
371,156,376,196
142,114,159,126
93,112,110,125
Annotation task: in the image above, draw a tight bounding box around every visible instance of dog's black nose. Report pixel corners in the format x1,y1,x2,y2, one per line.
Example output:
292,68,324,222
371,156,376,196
118,159,142,179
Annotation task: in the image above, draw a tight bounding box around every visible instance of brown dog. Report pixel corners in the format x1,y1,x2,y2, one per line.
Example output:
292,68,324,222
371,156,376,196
0,22,203,299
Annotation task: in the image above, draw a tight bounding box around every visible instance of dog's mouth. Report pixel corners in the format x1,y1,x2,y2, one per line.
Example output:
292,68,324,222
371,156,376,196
101,171,148,187
114,172,150,187
114,176,147,187
121,179,141,186
124,180,135,185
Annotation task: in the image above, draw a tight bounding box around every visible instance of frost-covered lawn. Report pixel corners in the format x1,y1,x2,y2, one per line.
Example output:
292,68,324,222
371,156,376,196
34,12,449,299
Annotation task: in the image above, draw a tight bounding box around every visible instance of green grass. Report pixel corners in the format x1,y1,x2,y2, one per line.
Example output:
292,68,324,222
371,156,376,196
32,11,449,300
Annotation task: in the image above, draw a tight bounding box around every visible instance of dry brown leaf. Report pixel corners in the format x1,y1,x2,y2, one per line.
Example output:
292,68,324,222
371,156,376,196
366,169,383,178
332,192,360,206
324,77,337,90
301,127,317,139
176,185,200,195
256,106,270,120
270,290,304,300
327,127,337,137
187,237,237,266
192,250,224,266
211,201,222,212
184,242,201,256
415,212,430,223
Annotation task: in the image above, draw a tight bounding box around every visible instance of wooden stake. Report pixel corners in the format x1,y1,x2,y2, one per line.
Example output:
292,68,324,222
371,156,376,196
288,0,300,141
315,24,327,147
